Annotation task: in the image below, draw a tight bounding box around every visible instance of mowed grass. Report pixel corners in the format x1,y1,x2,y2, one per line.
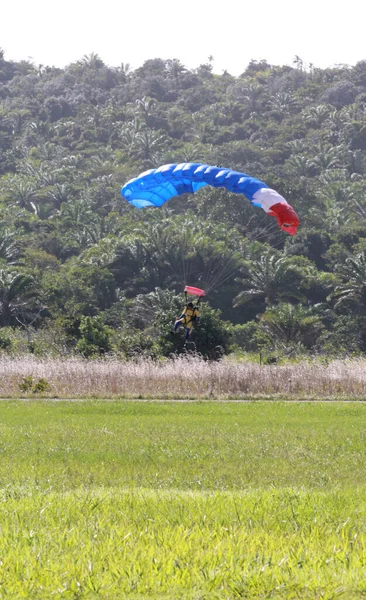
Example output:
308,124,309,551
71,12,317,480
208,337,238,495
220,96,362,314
1,400,366,598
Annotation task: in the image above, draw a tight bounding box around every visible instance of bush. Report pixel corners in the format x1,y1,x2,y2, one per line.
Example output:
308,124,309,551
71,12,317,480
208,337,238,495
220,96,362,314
157,303,233,360
19,376,51,393
112,328,160,359
231,321,270,352
76,315,112,357
0,329,11,350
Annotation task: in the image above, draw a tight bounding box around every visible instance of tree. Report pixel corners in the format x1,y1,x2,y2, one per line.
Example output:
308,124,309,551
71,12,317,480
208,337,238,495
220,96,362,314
4,176,38,211
293,56,304,71
234,253,307,308
259,303,324,353
2,52,366,359
76,315,112,357
309,143,344,173
80,53,105,69
0,270,40,326
0,228,22,265
131,287,182,329
302,105,331,127
332,251,366,312
134,96,158,126
166,59,186,81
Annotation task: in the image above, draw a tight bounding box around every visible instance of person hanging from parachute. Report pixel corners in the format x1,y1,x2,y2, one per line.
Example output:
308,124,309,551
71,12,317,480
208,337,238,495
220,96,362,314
120,164,300,339
121,163,300,236
174,286,204,341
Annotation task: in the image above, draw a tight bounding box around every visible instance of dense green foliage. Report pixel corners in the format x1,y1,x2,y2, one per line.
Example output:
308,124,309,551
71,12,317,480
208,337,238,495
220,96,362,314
1,400,366,597
1,49,366,357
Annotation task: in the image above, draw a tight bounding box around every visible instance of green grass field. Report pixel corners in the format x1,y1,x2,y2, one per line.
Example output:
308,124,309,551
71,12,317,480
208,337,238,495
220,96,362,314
1,400,366,598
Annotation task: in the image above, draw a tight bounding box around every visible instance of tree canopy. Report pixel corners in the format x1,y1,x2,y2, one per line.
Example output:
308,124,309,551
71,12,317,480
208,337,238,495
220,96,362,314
1,51,366,358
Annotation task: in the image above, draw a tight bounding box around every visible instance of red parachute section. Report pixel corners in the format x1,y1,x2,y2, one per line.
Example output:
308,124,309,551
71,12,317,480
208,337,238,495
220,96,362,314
268,203,300,236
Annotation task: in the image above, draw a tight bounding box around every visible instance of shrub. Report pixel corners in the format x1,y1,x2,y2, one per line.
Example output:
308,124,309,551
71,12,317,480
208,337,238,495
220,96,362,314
19,376,51,393
0,329,11,350
231,321,270,352
76,315,112,357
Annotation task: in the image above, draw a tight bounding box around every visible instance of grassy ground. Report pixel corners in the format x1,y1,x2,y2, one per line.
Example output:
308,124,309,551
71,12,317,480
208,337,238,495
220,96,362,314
1,400,366,598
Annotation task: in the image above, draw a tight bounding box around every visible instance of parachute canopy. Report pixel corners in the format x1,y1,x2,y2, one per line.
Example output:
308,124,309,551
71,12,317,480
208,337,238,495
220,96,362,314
184,285,205,297
121,163,300,235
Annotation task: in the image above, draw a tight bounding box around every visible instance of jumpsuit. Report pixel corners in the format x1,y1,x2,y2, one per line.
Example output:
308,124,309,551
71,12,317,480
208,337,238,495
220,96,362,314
174,305,201,340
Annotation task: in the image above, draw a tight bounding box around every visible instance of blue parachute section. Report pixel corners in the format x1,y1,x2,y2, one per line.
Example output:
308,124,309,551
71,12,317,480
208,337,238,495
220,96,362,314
121,163,268,209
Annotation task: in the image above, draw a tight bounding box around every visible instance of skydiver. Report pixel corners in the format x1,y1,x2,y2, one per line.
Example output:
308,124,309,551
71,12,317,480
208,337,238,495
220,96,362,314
174,295,201,341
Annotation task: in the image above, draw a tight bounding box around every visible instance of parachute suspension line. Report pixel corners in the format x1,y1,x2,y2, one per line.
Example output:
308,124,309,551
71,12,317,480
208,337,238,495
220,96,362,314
255,219,289,248
198,246,240,294
149,226,187,292
180,228,194,291
121,163,300,295
270,234,291,251
203,255,240,294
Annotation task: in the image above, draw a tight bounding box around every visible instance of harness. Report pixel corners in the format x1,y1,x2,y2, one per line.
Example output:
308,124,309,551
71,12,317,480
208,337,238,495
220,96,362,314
183,307,198,325
181,292,201,326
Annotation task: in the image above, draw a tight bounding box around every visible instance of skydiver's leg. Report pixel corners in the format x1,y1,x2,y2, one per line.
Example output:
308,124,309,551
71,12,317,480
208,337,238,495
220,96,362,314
185,322,193,340
174,318,183,333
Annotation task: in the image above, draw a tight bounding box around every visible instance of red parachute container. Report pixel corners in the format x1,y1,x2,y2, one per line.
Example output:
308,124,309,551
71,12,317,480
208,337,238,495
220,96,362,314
184,286,205,297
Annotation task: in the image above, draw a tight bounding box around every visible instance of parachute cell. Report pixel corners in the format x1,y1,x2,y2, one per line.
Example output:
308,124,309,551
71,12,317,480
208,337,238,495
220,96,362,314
121,163,299,235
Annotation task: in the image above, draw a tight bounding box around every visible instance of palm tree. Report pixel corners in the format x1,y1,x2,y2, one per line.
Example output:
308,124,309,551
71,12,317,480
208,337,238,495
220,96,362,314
348,149,366,177
260,303,323,350
293,55,304,70
324,109,351,135
333,251,366,311
47,183,71,210
234,253,307,308
80,53,104,69
135,96,158,122
60,198,97,238
0,228,22,266
347,185,366,219
132,288,181,327
119,117,143,151
118,62,131,80
309,143,344,173
302,105,331,127
82,214,122,246
4,177,38,211
0,270,39,326
188,114,213,143
241,82,264,114
285,155,314,178
268,92,297,117
133,129,167,165
166,59,186,80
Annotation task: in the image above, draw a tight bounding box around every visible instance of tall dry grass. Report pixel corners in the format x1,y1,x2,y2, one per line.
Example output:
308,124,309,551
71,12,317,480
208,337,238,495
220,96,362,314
1,355,366,398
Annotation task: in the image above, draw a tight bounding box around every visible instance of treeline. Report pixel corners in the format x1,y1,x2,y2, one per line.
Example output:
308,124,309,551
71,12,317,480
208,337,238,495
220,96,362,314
0,49,366,359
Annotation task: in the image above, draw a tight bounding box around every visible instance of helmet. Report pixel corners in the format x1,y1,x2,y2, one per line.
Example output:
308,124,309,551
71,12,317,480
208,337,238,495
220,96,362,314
187,302,194,308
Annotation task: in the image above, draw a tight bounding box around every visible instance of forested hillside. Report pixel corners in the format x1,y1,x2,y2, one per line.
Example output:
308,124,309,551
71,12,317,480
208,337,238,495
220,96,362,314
1,50,366,359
